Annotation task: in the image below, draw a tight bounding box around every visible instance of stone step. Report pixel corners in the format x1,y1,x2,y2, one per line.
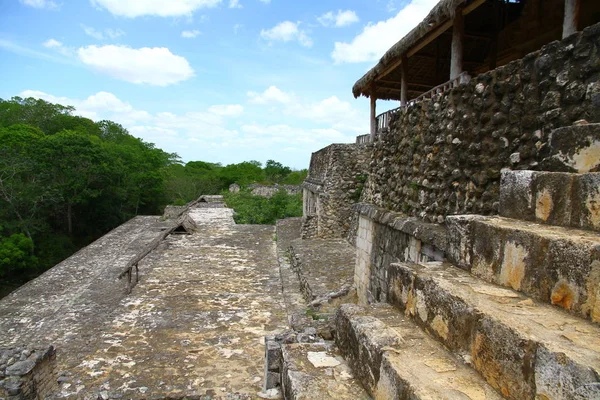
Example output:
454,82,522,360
335,303,504,399
499,169,600,231
387,261,600,400
280,342,370,400
446,214,600,323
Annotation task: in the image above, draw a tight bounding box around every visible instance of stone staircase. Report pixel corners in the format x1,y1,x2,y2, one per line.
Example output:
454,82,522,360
329,166,600,399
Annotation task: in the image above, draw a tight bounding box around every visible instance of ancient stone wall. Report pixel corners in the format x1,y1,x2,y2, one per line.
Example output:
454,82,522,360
0,346,57,400
302,144,369,239
354,204,447,305
364,23,600,223
248,184,301,198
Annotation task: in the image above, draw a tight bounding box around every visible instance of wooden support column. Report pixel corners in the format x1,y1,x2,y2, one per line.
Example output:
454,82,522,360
563,0,580,38
400,56,408,107
370,91,377,141
450,11,464,80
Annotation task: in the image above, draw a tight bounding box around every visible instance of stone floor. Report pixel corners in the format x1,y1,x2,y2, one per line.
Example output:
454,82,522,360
55,207,288,399
1,207,290,399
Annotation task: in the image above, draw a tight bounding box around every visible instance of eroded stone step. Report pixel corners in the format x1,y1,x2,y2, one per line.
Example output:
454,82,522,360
387,261,600,400
281,342,370,400
335,303,503,400
446,214,600,323
500,169,600,231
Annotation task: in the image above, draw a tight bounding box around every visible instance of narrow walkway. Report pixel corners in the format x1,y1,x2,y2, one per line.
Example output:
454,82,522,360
56,208,288,399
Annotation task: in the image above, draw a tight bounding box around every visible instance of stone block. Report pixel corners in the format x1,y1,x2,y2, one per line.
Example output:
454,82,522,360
541,123,600,173
446,215,600,322
387,261,600,400
335,304,502,399
500,169,600,231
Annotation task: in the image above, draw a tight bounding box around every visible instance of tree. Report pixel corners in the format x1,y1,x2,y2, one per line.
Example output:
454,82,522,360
264,160,291,183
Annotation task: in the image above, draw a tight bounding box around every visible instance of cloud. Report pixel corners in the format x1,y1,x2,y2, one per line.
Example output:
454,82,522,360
77,45,194,86
229,0,242,8
42,38,72,56
81,25,104,40
181,30,201,38
331,0,438,64
42,39,62,48
258,0,270,3
90,0,222,18
82,25,126,40
208,104,244,117
19,0,58,9
284,96,367,134
247,86,293,104
318,10,359,27
260,21,312,48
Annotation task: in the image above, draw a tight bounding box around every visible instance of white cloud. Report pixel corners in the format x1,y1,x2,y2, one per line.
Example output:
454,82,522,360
331,0,438,64
208,104,244,117
229,0,242,8
247,86,293,104
90,0,222,18
181,30,201,38
19,0,58,9
284,96,367,134
42,38,72,56
81,25,104,40
77,45,194,86
318,10,359,27
81,25,126,40
260,21,312,48
42,39,62,48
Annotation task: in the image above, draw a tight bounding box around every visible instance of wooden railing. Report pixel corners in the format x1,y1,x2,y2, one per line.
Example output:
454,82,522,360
374,72,471,138
356,134,371,144
408,71,471,107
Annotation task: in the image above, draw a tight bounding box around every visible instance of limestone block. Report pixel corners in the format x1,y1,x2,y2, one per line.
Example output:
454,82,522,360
447,215,600,322
541,123,600,173
500,169,600,231
387,261,600,400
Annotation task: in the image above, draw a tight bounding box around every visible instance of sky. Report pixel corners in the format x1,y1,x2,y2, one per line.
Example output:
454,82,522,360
0,0,439,169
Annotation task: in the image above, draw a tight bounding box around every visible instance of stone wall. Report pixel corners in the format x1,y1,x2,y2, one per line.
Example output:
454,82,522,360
364,23,600,222
248,184,302,198
353,204,447,305
301,144,369,239
0,345,56,400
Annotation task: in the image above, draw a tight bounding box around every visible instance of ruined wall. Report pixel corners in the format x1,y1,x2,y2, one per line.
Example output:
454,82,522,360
302,144,369,239
364,23,600,223
354,204,447,305
248,184,302,198
0,346,57,400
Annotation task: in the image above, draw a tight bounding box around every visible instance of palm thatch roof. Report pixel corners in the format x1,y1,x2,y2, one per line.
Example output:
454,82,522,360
353,0,468,99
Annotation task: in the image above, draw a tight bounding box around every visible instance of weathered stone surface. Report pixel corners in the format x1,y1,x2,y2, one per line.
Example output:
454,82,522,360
302,143,369,240
281,342,368,400
335,303,503,399
354,206,446,306
361,25,600,221
500,169,600,231
540,123,600,172
387,261,600,400
446,215,600,322
248,184,301,198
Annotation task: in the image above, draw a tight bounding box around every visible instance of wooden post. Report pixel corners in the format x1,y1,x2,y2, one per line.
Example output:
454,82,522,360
370,90,377,141
450,11,464,80
400,56,408,107
563,0,580,38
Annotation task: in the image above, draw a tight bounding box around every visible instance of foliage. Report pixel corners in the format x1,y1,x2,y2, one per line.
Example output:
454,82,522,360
0,96,175,286
223,190,303,225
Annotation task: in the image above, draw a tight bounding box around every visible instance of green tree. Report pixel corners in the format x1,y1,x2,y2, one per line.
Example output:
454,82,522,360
0,233,38,279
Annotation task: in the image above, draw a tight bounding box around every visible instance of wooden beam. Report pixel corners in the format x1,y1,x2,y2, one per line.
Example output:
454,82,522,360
400,56,408,107
562,0,580,38
450,11,464,80
375,0,487,83
370,91,377,140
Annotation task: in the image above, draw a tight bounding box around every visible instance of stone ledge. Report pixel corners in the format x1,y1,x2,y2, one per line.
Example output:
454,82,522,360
353,203,447,251
302,180,323,193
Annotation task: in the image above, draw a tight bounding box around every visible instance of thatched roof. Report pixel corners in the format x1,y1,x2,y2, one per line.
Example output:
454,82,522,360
353,0,467,99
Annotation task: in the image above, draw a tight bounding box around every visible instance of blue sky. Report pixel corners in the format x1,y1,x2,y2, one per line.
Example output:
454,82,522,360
0,0,438,169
